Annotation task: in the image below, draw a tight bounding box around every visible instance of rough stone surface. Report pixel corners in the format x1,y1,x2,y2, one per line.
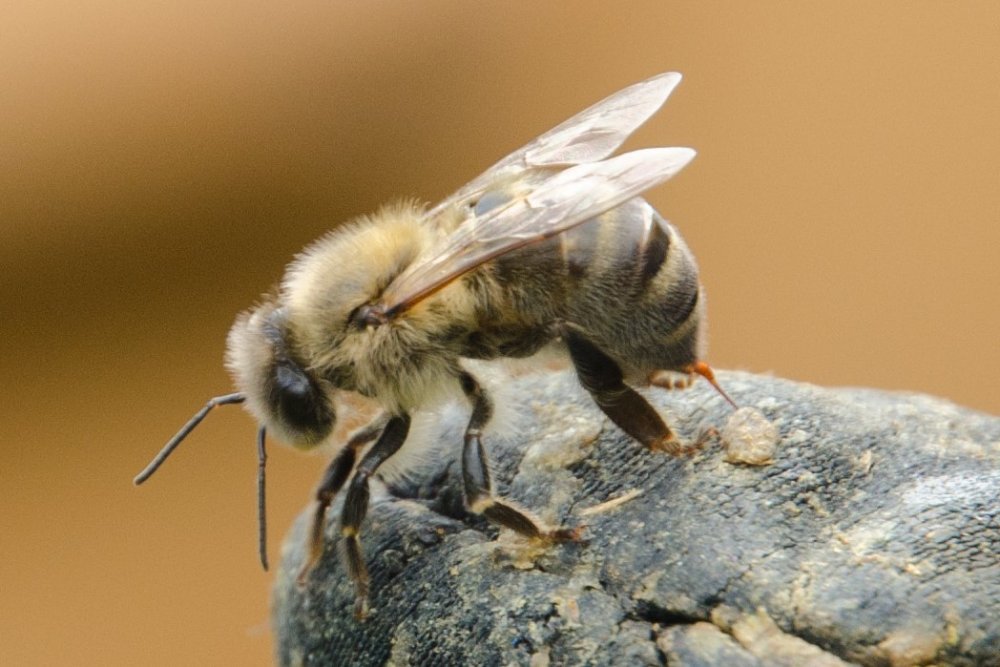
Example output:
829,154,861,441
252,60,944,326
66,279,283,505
272,370,1000,666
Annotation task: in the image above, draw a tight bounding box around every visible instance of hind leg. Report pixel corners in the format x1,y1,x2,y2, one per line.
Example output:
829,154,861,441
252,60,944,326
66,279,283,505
564,328,701,456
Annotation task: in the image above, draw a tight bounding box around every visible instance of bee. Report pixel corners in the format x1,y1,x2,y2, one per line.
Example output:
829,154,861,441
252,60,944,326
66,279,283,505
135,72,736,620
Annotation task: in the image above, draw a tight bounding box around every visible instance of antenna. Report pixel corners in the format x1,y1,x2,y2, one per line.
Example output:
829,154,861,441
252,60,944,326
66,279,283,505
134,392,271,570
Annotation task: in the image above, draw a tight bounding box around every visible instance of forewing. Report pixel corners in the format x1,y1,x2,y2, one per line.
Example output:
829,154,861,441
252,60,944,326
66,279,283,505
424,72,683,220
381,147,696,315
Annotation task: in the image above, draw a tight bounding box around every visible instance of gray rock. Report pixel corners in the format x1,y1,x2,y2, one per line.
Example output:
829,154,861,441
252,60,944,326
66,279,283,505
272,371,1000,666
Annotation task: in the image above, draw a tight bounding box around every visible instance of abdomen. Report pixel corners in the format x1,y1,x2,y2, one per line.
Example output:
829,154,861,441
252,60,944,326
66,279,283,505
489,197,705,379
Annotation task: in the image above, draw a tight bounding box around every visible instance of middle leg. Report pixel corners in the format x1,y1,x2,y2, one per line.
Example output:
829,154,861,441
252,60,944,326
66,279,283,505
458,371,578,542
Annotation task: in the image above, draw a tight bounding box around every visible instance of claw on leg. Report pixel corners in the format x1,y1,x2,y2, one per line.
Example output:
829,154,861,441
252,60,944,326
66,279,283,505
650,433,703,456
546,524,586,544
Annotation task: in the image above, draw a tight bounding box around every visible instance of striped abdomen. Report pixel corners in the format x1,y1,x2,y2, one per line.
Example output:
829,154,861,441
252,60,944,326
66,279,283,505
484,197,705,376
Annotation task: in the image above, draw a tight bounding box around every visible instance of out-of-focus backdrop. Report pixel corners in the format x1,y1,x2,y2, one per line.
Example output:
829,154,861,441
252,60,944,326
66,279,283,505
2,2,998,664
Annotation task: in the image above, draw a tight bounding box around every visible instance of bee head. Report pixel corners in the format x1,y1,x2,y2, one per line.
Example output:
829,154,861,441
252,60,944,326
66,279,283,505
226,302,336,448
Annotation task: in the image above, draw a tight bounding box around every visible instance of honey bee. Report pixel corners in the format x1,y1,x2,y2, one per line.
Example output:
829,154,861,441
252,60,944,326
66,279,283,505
135,72,735,619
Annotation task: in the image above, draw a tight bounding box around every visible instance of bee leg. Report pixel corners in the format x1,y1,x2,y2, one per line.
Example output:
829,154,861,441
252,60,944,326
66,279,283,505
297,413,389,586
313,414,409,621
458,372,580,542
564,329,693,456
340,414,410,620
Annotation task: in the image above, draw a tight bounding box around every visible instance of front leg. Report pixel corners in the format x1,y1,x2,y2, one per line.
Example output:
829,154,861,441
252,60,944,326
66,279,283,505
458,372,577,541
297,413,389,585
297,413,408,620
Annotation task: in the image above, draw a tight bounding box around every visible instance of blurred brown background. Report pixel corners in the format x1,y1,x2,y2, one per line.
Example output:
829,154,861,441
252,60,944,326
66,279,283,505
2,2,997,665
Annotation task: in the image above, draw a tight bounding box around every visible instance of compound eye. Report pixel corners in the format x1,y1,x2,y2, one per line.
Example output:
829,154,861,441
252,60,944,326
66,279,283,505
270,359,335,446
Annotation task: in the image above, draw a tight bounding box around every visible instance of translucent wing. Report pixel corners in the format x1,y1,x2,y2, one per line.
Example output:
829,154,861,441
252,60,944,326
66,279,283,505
380,146,696,317
424,72,683,220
